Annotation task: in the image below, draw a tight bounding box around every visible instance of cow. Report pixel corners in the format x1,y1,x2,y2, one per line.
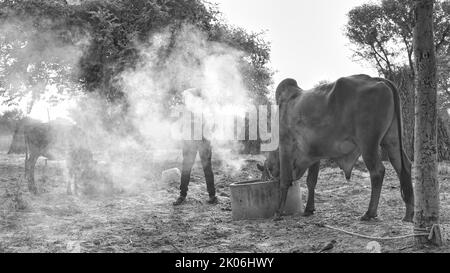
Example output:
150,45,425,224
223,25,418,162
8,117,41,155
257,74,414,222
23,118,94,195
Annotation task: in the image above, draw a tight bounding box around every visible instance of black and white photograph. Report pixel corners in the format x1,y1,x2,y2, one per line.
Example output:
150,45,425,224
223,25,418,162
0,0,449,258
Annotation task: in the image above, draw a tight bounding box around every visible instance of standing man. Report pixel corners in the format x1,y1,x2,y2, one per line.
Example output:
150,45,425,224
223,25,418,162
173,88,218,206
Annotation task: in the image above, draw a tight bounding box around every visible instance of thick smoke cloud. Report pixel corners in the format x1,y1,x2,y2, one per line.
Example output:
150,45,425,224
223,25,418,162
117,24,254,175
2,17,259,192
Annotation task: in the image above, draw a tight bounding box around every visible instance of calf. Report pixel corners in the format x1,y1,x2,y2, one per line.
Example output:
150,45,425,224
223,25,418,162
24,118,92,194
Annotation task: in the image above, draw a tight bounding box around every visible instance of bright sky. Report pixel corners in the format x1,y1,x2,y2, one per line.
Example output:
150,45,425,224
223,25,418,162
214,0,378,89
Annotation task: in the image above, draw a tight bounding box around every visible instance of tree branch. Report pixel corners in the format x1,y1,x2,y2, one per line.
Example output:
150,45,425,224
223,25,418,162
370,42,391,74
371,51,386,75
375,38,394,74
402,36,415,75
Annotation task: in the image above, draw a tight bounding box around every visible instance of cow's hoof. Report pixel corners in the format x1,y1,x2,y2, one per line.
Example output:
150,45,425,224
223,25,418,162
273,213,283,222
303,211,314,217
402,215,413,223
28,186,38,195
360,213,377,221
207,196,218,205
303,210,315,217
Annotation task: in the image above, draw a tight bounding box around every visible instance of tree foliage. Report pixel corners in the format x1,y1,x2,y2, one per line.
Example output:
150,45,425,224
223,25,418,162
346,0,449,110
0,0,273,106
346,0,450,161
0,0,86,111
346,0,449,77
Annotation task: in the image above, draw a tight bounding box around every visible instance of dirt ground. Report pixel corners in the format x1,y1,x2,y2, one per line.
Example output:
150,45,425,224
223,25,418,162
1,150,450,253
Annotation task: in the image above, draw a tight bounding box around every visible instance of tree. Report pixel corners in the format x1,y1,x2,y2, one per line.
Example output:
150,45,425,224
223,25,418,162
0,0,274,152
0,0,273,106
0,0,87,113
346,0,450,161
73,0,273,105
413,0,443,246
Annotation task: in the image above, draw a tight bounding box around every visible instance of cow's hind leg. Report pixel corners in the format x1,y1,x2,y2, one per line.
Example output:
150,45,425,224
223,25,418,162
26,153,39,194
64,163,75,195
359,141,386,221
381,124,414,222
304,162,320,216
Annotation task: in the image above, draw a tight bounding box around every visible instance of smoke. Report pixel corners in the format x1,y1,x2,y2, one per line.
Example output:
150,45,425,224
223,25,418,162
47,23,255,193
2,18,257,194
117,24,254,175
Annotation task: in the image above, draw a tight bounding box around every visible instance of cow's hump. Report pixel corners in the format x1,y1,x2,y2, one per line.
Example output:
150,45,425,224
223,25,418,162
276,78,301,104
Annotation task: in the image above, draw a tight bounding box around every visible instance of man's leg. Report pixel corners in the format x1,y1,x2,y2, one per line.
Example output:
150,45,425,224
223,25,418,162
199,140,217,204
173,141,197,206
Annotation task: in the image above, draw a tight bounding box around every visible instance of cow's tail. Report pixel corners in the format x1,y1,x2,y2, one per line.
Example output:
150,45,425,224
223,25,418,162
24,130,28,161
24,130,29,179
382,79,413,204
275,78,301,105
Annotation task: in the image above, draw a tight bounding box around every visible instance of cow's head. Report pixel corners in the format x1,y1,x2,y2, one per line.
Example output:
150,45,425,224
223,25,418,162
257,150,280,181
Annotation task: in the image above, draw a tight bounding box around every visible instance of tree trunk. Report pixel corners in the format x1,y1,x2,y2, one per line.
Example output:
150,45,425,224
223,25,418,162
437,115,450,161
412,0,443,246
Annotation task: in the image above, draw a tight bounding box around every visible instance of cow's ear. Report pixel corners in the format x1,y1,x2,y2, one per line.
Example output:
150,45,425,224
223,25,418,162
257,163,265,172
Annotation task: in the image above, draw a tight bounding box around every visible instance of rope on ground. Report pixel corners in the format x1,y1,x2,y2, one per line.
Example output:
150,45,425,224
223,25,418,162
315,223,439,241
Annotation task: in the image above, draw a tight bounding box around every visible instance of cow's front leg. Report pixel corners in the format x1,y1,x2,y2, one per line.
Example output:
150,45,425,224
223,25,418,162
67,173,82,196
66,176,75,195
304,162,320,217
274,182,290,221
274,146,294,221
74,177,79,196
66,171,73,195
